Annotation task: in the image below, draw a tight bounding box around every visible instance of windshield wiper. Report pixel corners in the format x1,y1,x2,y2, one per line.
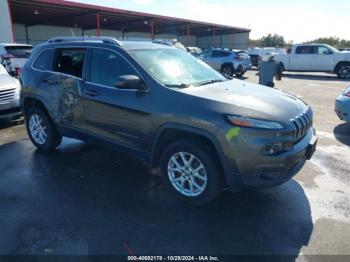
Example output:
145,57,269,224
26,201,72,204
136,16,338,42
193,79,225,87
164,83,190,88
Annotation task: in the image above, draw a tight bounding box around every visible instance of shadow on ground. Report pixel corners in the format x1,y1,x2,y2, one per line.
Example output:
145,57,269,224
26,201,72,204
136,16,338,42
334,123,350,146
282,73,348,82
0,117,24,130
0,138,313,258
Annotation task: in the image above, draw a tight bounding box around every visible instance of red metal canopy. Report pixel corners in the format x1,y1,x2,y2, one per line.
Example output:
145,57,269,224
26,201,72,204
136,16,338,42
8,0,250,38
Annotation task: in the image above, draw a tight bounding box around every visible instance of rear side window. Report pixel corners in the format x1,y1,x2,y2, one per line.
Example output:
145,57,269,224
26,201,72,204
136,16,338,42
33,49,54,71
90,49,138,87
54,49,86,78
295,46,315,54
212,51,230,57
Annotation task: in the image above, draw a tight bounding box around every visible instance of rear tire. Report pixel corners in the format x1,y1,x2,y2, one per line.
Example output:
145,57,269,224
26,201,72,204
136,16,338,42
336,62,350,79
25,107,62,151
221,64,234,77
160,139,223,206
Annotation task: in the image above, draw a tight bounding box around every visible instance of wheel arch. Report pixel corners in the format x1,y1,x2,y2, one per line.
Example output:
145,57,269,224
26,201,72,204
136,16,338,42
150,124,233,180
278,61,285,71
22,95,52,120
333,61,350,73
220,62,234,71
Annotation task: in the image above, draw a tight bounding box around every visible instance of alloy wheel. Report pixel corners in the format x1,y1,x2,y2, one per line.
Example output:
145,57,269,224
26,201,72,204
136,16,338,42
339,65,350,79
29,114,47,145
167,152,207,197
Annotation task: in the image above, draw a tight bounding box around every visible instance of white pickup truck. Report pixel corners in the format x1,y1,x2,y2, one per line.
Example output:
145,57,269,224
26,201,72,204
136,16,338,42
274,44,350,79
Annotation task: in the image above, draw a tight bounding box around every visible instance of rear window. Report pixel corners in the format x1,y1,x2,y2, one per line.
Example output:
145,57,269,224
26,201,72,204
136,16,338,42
5,46,32,58
54,48,86,78
33,49,54,71
236,51,250,58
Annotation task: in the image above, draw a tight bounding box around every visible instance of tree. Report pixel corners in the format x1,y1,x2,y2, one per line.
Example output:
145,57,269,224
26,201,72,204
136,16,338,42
249,34,286,48
303,37,350,48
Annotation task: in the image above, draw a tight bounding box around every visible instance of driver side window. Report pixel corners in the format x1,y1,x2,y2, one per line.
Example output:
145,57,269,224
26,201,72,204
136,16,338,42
317,46,332,55
90,49,137,87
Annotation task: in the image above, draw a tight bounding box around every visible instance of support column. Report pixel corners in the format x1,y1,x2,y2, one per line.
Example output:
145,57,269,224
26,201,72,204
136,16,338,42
187,24,190,47
150,18,155,40
25,25,29,44
232,29,235,49
212,27,216,47
96,12,101,37
0,0,15,42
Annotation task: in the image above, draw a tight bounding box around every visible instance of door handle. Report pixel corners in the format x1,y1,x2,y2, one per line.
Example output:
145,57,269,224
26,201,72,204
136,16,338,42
84,89,100,97
43,78,58,85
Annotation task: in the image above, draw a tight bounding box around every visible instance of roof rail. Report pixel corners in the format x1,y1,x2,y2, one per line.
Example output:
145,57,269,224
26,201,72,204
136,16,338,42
47,37,122,46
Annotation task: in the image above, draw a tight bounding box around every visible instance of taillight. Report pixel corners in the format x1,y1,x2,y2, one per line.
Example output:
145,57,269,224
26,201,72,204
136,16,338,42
234,56,243,61
15,67,21,76
344,92,350,97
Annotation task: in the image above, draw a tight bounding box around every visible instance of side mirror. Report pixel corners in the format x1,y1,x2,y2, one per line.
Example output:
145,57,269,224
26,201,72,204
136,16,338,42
115,75,147,91
322,50,332,55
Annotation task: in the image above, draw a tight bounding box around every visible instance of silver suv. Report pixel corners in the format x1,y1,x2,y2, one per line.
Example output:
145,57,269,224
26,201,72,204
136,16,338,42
0,64,21,120
198,49,252,77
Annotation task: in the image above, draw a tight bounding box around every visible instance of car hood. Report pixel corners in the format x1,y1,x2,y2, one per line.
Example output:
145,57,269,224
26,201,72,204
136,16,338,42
336,51,350,60
0,74,20,90
179,79,308,123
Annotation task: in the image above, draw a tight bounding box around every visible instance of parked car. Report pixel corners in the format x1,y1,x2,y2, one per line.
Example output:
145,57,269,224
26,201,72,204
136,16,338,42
335,86,350,123
274,44,350,79
20,37,317,205
248,47,286,67
0,43,32,77
0,64,22,120
338,48,350,52
152,39,187,52
186,46,202,57
198,48,251,77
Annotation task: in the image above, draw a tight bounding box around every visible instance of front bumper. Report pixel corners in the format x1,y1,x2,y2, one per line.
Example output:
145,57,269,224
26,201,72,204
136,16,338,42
335,95,350,123
242,63,252,71
217,126,317,191
0,99,22,119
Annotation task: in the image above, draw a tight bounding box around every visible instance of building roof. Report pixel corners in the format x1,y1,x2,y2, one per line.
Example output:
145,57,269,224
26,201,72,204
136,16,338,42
8,0,250,37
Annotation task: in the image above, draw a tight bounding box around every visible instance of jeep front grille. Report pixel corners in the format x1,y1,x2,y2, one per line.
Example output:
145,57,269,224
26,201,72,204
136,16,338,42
0,88,16,104
291,107,313,143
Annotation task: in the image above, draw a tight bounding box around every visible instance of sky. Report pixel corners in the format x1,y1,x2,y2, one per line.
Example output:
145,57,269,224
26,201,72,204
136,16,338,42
71,0,350,43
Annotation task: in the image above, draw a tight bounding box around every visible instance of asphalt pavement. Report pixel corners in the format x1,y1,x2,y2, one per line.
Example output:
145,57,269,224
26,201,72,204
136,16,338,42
0,71,350,260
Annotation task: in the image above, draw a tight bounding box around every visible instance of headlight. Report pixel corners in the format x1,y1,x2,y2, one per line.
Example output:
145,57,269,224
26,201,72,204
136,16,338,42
343,86,350,97
227,115,284,130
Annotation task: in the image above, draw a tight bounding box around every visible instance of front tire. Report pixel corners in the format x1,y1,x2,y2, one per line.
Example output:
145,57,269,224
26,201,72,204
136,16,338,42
25,107,62,151
337,63,350,79
235,65,245,77
160,139,223,206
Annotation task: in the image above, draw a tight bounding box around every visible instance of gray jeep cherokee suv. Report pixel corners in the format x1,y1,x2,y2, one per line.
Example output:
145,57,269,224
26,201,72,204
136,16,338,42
20,37,317,205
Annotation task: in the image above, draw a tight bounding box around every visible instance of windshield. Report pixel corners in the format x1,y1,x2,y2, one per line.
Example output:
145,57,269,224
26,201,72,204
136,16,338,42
326,45,339,53
5,46,32,58
130,48,226,87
